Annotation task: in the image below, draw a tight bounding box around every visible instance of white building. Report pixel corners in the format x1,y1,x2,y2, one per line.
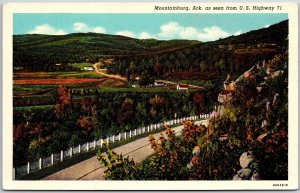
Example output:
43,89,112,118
83,66,94,71
154,81,166,86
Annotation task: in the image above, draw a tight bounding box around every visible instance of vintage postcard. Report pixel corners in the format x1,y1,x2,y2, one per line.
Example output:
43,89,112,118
2,2,298,190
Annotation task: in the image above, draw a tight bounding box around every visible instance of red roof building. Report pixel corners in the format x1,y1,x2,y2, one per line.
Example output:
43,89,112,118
177,84,189,90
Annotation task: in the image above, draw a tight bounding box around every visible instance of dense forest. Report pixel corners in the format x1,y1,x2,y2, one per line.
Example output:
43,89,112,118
13,89,214,167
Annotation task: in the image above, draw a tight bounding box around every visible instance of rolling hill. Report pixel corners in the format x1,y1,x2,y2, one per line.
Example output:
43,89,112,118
13,19,288,73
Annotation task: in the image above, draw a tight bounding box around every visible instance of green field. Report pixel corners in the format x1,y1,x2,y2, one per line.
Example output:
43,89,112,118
14,71,103,79
13,105,55,111
68,63,94,69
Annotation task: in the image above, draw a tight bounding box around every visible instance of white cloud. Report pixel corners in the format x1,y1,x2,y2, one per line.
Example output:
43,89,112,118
138,32,154,39
264,24,270,28
93,27,106,33
28,24,66,35
157,21,239,41
234,30,242,36
115,30,136,38
180,27,198,39
158,22,182,38
198,26,230,40
115,31,154,39
73,22,88,31
73,22,106,33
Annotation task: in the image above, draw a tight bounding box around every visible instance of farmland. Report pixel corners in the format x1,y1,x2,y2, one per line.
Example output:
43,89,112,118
14,78,105,85
14,71,103,79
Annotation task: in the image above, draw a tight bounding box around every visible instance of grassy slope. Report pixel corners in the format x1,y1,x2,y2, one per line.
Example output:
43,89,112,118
14,33,200,56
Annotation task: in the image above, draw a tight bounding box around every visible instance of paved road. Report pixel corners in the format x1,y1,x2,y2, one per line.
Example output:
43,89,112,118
43,120,208,180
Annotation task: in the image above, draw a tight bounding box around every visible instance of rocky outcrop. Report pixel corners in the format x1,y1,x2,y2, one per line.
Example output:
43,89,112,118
233,151,261,180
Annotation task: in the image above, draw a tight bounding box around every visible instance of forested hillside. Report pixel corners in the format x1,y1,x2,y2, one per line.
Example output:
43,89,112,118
13,33,198,71
14,20,287,75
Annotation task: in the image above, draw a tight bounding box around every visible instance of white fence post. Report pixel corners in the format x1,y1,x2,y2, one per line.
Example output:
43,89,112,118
60,150,63,162
100,139,103,147
51,154,54,165
130,130,132,138
119,133,121,141
112,135,115,143
39,158,42,169
13,168,15,180
70,147,73,157
106,137,109,144
27,162,30,174
87,142,89,151
134,129,137,136
79,145,81,153
94,140,96,149
124,132,127,139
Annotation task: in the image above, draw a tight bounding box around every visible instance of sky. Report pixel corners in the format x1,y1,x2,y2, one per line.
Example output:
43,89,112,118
13,13,288,42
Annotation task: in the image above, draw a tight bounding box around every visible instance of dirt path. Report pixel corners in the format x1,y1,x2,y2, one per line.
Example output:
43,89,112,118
156,79,203,89
93,63,127,81
43,120,208,180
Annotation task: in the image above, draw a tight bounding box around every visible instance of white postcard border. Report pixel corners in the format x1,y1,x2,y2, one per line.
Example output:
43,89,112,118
2,2,298,190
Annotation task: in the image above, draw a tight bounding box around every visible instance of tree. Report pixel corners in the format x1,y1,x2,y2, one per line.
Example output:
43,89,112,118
193,92,205,112
199,61,206,72
55,86,72,118
153,63,162,77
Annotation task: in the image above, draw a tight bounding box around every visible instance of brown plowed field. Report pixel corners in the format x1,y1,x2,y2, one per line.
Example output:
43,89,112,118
14,78,105,85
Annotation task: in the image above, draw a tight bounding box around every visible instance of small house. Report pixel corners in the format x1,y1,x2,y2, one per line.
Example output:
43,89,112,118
83,66,94,71
177,84,189,90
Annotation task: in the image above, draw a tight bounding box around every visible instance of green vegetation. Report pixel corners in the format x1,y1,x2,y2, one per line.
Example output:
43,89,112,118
98,53,288,180
14,71,103,79
14,20,287,74
13,86,213,167
13,20,288,181
105,20,287,81
13,33,199,71
18,121,182,180
67,62,94,69
14,105,55,111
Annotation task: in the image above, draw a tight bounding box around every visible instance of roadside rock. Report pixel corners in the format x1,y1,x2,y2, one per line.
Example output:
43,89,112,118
239,151,254,168
233,151,261,180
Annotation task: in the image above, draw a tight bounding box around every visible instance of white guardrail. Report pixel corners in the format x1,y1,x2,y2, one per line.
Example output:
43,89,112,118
13,114,210,180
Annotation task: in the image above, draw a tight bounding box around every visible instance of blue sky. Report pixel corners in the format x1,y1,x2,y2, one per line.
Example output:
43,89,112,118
13,13,288,41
